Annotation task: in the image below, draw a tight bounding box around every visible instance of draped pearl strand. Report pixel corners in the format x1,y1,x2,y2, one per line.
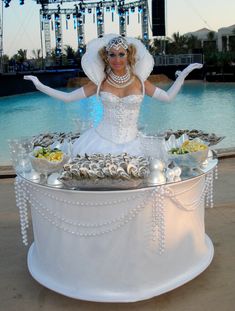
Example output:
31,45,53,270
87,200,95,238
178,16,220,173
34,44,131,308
107,67,134,88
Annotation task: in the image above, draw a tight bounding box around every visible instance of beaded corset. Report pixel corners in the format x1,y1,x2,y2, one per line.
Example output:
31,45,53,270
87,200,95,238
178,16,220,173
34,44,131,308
96,92,143,144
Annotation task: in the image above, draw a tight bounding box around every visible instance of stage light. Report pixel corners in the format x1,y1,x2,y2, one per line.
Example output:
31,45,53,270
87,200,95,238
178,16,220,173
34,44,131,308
88,8,92,14
55,13,59,20
98,18,103,25
4,0,11,8
118,8,124,16
138,5,143,13
130,6,135,13
19,0,24,5
106,6,110,12
79,47,84,54
111,4,115,12
120,17,125,25
66,14,70,20
47,14,51,20
55,48,61,56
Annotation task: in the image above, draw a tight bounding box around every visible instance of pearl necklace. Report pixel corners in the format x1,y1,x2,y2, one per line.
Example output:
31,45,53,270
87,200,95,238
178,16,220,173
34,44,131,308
109,67,131,84
107,67,134,88
107,76,135,89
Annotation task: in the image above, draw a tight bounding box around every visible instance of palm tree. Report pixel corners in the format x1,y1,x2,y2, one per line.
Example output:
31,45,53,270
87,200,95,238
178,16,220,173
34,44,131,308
32,49,43,69
186,35,202,52
167,32,188,54
64,45,75,60
15,49,27,63
203,31,217,54
32,49,41,60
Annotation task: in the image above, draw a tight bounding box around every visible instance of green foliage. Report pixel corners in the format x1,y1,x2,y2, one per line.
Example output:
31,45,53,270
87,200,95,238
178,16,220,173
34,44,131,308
205,51,235,67
12,49,27,63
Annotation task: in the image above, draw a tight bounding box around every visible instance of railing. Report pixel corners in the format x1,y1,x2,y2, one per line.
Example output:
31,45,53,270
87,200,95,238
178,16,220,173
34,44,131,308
154,54,203,66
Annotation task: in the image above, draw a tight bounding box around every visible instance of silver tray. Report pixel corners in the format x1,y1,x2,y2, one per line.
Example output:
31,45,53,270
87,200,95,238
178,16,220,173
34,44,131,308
58,178,143,190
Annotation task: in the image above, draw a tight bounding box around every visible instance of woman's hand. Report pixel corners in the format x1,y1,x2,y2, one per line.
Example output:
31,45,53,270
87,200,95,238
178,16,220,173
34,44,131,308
24,75,42,89
151,63,203,103
24,75,88,103
176,63,203,78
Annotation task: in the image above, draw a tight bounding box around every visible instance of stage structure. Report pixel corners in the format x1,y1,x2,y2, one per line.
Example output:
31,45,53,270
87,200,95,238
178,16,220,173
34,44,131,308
0,2,3,73
33,0,150,59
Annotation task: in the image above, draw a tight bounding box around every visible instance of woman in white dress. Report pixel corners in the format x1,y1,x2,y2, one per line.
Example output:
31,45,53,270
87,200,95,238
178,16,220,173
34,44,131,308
24,34,202,157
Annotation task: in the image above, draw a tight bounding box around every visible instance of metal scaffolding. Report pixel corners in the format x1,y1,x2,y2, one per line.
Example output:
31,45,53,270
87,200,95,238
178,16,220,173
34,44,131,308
0,2,3,73
36,0,149,59
41,5,52,58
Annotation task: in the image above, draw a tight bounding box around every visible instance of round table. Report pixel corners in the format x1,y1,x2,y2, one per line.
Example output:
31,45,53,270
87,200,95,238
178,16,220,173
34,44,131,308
15,157,217,302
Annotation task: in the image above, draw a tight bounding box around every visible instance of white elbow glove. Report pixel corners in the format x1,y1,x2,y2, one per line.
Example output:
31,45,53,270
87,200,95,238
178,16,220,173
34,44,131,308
24,75,86,103
152,63,203,102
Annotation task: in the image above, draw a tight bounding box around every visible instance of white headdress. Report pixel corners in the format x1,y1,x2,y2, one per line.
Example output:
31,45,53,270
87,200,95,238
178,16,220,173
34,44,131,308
81,34,154,86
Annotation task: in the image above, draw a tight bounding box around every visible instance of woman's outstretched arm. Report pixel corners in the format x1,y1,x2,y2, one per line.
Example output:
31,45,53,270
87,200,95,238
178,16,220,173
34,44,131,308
24,75,97,103
145,63,203,102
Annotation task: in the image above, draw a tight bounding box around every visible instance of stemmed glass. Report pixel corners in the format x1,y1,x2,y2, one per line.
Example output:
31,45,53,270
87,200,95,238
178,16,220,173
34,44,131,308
8,137,34,176
139,132,169,164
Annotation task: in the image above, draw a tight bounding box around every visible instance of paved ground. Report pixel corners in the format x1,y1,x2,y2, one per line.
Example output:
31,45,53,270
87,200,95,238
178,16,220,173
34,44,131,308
0,157,234,311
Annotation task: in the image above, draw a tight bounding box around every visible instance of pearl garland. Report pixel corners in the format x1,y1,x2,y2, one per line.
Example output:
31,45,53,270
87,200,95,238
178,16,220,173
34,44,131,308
205,170,215,208
14,165,217,246
25,181,143,207
28,192,149,229
14,177,29,246
151,186,165,254
30,194,149,237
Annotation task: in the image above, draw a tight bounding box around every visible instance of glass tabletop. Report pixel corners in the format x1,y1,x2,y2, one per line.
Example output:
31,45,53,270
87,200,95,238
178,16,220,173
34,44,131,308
17,152,218,192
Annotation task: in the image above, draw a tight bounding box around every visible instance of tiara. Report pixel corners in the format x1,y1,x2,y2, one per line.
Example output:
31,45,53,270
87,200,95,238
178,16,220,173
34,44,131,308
105,36,129,51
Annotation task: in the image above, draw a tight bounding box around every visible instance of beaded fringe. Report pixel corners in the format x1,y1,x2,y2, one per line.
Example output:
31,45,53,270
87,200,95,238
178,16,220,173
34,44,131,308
15,165,218,254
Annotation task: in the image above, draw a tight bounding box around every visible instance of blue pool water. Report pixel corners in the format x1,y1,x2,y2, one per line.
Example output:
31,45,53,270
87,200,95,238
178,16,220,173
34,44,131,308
0,81,234,165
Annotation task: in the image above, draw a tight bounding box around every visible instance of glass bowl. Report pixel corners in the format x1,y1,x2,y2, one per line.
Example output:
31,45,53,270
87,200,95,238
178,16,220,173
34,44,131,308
168,148,209,168
30,153,70,175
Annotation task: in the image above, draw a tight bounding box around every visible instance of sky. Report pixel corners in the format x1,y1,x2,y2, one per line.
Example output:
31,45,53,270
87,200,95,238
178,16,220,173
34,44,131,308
1,0,235,57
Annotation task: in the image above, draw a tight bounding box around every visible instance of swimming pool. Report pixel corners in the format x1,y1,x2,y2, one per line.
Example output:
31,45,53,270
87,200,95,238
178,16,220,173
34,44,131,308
0,81,234,165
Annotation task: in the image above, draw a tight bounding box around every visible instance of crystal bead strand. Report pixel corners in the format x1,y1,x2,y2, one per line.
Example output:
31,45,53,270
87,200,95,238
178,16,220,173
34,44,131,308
14,177,29,246
151,188,158,242
165,181,208,211
26,181,141,207
27,192,149,229
205,171,214,208
157,186,165,254
205,174,210,208
29,196,148,237
214,164,218,180
151,187,165,254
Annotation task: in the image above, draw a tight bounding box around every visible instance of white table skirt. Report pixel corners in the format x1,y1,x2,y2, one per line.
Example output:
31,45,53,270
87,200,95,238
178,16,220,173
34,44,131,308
16,171,215,302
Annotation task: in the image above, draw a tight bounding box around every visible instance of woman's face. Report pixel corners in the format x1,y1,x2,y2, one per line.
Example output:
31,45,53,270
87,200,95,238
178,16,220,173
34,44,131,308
107,47,128,74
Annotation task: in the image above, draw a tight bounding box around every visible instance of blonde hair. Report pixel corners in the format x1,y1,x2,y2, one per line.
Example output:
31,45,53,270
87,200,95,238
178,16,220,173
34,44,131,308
98,44,137,72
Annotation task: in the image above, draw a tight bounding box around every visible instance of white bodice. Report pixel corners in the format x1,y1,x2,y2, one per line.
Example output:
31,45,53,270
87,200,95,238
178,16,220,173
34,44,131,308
96,92,143,144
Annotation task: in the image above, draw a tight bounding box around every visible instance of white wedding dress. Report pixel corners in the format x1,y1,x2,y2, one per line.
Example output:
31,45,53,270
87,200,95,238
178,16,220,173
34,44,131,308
72,91,144,157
